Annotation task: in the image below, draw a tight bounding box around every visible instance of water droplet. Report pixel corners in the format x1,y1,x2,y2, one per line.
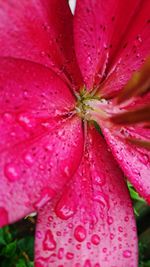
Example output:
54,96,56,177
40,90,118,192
64,166,70,177
66,252,74,260
74,225,86,242
4,163,19,182
124,216,129,222
58,248,64,259
84,259,92,267
34,188,55,209
118,226,123,233
36,231,42,239
56,231,61,236
0,207,8,227
110,233,114,240
76,244,81,250
3,112,13,122
102,247,107,253
43,230,56,251
91,234,100,245
94,175,105,186
107,216,113,225
18,113,36,131
55,203,75,220
23,152,34,166
123,250,132,258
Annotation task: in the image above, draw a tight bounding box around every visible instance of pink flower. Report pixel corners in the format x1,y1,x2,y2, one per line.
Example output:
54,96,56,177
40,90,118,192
0,0,150,266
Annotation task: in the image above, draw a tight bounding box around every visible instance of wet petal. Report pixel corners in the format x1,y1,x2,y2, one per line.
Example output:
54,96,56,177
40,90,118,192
35,127,138,267
0,0,82,87
0,58,84,227
74,0,141,89
100,1,150,98
103,126,150,203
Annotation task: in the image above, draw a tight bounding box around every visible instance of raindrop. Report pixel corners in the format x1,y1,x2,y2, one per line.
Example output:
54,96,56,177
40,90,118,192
55,204,75,220
3,112,13,122
34,188,55,209
58,248,64,259
107,216,113,225
74,225,86,242
4,163,19,182
123,250,132,258
118,226,123,232
84,259,92,267
43,230,56,251
66,252,74,260
91,234,100,245
23,152,34,166
18,113,35,131
36,231,42,239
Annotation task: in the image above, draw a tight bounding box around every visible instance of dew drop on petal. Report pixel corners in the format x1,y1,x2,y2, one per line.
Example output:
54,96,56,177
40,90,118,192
118,226,123,232
58,248,64,259
107,216,113,225
4,163,19,182
123,250,132,258
66,252,74,260
91,234,100,245
17,113,35,131
43,230,56,251
23,152,34,166
55,204,75,220
84,259,92,267
0,207,8,227
74,225,86,242
3,112,13,122
34,188,55,209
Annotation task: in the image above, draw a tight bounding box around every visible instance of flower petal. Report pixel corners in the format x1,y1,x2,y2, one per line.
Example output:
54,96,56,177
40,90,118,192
100,1,150,98
74,0,141,89
103,126,150,203
35,127,138,267
0,0,82,87
0,58,84,227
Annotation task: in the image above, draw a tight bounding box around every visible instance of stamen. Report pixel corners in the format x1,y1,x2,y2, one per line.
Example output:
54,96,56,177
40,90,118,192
126,137,150,150
110,105,150,125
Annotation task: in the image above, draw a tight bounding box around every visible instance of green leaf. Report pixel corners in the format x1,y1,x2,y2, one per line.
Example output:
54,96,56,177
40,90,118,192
0,240,17,257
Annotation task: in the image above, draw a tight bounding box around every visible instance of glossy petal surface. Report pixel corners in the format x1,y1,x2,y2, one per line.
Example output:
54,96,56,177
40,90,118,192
35,127,138,267
101,0,150,98
74,0,141,89
0,0,82,87
103,126,150,203
0,59,84,227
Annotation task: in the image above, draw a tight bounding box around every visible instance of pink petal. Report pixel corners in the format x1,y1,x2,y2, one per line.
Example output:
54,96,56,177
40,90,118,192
74,0,141,89
101,1,150,98
103,126,150,203
0,58,84,227
0,0,82,87
35,127,138,267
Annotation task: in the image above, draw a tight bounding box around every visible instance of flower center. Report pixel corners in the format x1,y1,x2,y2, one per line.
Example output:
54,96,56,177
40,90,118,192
75,88,108,123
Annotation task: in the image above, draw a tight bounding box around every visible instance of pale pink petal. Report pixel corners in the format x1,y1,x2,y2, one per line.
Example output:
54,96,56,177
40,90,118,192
0,59,84,227
35,127,138,267
0,0,82,87
101,1,150,98
74,0,141,89
103,126,150,203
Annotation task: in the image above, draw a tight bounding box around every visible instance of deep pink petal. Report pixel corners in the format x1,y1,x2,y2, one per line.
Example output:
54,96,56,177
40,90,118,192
103,126,150,203
0,0,82,87
74,0,142,89
101,1,150,98
35,127,138,267
0,59,84,227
